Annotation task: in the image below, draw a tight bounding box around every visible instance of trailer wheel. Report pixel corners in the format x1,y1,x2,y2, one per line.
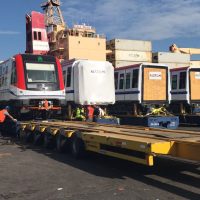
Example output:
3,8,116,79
43,132,54,149
71,135,85,159
56,134,66,153
33,132,43,146
18,129,26,143
24,131,34,143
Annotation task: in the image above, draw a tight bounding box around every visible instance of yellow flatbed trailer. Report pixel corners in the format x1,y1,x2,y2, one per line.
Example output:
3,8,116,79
18,121,200,166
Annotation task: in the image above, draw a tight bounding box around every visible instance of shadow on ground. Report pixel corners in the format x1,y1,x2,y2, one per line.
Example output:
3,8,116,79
1,135,200,200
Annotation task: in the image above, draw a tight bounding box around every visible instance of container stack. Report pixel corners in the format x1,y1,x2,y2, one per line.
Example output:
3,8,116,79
190,61,200,67
106,39,152,68
152,52,190,69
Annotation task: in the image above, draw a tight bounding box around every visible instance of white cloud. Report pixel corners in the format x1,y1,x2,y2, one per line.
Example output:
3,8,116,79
0,31,20,35
60,0,200,40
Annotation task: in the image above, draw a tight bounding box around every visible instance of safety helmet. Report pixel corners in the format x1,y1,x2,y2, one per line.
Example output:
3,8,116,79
5,106,10,111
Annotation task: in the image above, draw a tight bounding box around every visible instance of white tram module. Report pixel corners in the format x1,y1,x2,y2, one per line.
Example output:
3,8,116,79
108,63,179,129
61,59,115,119
170,66,200,124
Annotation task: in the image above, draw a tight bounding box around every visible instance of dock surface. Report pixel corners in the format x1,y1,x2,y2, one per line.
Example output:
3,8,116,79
0,135,199,200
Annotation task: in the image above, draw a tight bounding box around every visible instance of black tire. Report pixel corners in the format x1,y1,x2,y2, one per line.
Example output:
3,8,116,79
24,131,34,143
43,132,54,149
71,136,85,159
18,129,25,142
33,132,43,145
56,134,67,153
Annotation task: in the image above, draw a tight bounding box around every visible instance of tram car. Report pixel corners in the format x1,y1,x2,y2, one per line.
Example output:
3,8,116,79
170,66,200,114
0,54,65,118
61,59,115,118
109,63,170,116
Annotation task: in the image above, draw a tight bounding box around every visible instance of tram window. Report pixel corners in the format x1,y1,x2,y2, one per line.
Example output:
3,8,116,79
2,77,4,86
5,66,8,74
11,62,17,84
119,73,124,89
179,72,186,89
4,77,7,86
2,66,5,74
34,31,37,40
172,74,177,89
132,69,139,88
66,67,71,87
63,71,66,86
114,72,118,90
125,72,131,89
38,32,42,40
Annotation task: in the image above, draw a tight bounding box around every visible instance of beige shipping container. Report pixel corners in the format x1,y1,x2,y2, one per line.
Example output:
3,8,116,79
190,61,200,67
111,60,142,68
111,50,152,62
162,62,190,69
67,35,106,61
153,52,190,63
107,39,152,51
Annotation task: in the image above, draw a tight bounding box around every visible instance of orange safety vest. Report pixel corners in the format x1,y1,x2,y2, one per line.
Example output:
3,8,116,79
87,106,94,119
0,109,6,123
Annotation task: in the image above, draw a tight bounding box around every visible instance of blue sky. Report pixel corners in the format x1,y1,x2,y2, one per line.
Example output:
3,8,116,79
0,0,200,61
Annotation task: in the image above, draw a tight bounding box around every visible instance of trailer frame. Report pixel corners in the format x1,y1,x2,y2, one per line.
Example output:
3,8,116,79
18,120,200,166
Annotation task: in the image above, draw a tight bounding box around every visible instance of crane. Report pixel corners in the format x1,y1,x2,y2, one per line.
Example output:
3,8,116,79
169,44,200,55
41,0,66,28
40,0,107,61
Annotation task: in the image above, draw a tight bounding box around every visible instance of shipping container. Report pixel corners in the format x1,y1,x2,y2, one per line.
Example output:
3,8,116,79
109,50,152,62
190,61,200,67
107,39,152,52
111,60,142,68
162,62,190,69
153,52,190,63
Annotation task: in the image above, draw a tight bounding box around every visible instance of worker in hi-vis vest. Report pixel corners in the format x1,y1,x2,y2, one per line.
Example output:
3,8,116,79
0,106,17,136
75,106,85,121
86,105,94,122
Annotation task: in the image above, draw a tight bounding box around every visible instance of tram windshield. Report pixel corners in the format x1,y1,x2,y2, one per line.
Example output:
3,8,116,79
26,63,56,83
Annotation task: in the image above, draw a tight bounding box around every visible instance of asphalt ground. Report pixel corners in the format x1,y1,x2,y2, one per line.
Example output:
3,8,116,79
0,134,199,200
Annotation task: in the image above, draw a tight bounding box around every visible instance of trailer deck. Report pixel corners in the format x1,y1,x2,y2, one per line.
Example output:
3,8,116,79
18,120,200,166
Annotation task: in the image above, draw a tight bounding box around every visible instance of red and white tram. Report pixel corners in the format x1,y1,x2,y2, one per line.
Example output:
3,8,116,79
0,53,65,118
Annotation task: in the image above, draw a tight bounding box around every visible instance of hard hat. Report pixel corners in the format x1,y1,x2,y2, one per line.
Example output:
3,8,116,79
5,106,10,111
